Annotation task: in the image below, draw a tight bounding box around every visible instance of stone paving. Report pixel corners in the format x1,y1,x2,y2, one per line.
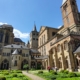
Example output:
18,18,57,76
22,71,45,80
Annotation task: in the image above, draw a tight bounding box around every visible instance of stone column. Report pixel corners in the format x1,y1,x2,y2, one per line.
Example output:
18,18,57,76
54,47,58,68
68,42,75,71
61,44,66,70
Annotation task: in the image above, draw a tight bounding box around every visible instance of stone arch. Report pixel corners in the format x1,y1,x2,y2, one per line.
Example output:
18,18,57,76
21,59,28,69
37,61,42,69
5,33,9,43
64,41,68,50
1,59,9,70
0,31,4,42
57,44,61,52
31,61,35,68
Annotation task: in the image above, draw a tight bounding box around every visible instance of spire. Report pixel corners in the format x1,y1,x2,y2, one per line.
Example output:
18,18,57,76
27,41,30,44
62,0,67,5
33,21,37,31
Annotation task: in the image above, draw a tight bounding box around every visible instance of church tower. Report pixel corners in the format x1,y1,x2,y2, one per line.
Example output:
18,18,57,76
61,0,80,28
30,24,39,49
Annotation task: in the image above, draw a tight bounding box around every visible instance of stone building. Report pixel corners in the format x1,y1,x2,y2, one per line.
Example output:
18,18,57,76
38,0,80,71
0,24,41,70
30,24,39,49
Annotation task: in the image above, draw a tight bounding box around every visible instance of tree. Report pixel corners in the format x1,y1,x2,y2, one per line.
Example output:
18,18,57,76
23,64,29,70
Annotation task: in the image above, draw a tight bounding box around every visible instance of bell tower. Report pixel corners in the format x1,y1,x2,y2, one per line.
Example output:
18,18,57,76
61,0,80,28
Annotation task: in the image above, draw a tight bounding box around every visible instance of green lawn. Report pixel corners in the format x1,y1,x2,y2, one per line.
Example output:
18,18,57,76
0,70,32,80
29,70,80,80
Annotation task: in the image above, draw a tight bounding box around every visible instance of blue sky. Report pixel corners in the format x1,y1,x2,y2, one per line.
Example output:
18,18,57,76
0,0,80,43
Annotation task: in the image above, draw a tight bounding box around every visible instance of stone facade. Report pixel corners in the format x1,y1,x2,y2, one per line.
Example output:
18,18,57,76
38,0,80,71
0,24,41,70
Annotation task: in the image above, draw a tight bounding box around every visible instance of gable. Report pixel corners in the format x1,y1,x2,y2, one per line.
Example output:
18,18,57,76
39,26,46,35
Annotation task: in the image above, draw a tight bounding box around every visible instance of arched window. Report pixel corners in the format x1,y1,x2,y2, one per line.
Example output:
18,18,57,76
44,35,45,43
64,41,68,50
0,31,3,42
57,44,61,52
5,33,9,43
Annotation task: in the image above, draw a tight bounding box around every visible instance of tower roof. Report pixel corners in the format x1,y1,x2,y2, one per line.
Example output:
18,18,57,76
33,22,37,31
62,0,67,5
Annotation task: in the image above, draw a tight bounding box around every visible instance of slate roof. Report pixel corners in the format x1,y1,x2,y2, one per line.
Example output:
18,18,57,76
35,55,49,60
74,46,80,54
14,38,23,42
0,24,13,28
12,49,19,55
62,0,67,5
3,44,29,49
30,49,40,54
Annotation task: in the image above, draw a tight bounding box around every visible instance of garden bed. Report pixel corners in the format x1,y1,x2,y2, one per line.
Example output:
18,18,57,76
0,70,32,80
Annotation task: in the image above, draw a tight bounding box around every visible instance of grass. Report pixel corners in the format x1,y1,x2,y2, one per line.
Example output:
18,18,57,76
0,70,32,80
29,70,80,80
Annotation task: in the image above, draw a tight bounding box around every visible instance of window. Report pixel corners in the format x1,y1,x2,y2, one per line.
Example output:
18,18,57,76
26,54,28,57
11,49,13,53
44,35,45,43
66,17,70,23
57,45,61,52
16,56,17,59
52,32,56,36
72,1,75,5
63,3,68,16
0,32,3,42
19,56,20,60
44,46,46,55
33,33,35,35
42,36,43,44
40,38,41,46
64,41,68,50
36,38,38,41
33,38,35,40
14,60,17,66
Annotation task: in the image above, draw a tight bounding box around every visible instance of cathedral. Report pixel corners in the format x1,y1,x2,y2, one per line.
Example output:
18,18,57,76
0,0,80,71
0,24,41,70
38,0,80,72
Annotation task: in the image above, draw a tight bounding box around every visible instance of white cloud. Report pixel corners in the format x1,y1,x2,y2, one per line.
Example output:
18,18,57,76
13,29,29,39
0,22,8,25
58,25,62,29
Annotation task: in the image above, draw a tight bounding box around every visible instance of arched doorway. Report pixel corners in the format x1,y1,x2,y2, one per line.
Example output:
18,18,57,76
37,62,42,69
1,59,9,70
21,59,28,70
31,61,35,68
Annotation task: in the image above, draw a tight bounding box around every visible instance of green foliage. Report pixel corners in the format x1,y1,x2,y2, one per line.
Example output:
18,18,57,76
12,74,17,77
50,70,57,75
38,71,43,74
64,70,69,74
23,64,29,69
68,72,77,77
59,70,65,73
3,72,9,75
12,78,20,80
0,76,6,80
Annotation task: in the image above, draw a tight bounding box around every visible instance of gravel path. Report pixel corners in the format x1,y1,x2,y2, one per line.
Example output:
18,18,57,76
22,71,45,80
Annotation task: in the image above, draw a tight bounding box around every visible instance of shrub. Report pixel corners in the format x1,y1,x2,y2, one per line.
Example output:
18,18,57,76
50,70,57,75
0,76,6,80
68,72,77,77
3,72,9,75
12,78,20,80
77,73,80,77
22,77,28,80
12,74,17,77
18,74,25,77
38,71,43,74
59,70,65,73
64,70,69,74
51,76,56,80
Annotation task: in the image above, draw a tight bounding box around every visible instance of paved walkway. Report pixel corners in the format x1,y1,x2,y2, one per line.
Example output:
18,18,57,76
22,71,45,80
